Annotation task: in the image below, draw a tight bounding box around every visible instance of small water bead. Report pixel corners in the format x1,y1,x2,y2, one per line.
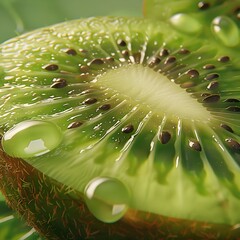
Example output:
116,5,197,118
212,16,240,47
84,177,130,223
1,120,63,158
170,13,202,34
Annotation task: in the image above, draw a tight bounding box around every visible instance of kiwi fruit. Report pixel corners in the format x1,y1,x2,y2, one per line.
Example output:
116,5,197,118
0,10,240,240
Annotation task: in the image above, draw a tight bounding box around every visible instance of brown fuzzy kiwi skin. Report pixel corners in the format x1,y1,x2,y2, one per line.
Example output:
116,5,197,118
0,147,240,240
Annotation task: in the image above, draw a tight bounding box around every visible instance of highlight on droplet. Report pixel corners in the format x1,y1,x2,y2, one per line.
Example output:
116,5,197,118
84,177,130,223
1,120,63,158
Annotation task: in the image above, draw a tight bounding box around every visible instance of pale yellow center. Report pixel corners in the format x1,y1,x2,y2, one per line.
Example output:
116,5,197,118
97,64,211,121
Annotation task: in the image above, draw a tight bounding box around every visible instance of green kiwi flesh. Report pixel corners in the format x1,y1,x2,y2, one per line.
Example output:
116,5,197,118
144,0,240,46
0,16,240,239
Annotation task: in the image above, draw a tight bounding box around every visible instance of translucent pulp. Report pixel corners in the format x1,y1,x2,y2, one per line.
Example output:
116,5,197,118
1,120,63,158
84,177,130,223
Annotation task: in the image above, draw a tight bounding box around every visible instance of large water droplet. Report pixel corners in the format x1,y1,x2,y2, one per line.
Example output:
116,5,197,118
170,13,202,34
212,16,239,47
1,120,63,158
84,177,130,223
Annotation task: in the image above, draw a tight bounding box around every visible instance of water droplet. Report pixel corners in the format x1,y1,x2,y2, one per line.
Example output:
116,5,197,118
170,13,202,33
84,177,130,223
212,16,239,47
1,120,63,158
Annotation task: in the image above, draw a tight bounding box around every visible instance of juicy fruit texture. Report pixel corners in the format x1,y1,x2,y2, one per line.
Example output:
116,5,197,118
144,0,240,46
0,16,239,239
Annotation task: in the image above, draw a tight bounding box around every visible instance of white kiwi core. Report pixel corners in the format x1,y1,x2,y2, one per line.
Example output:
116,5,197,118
97,64,211,121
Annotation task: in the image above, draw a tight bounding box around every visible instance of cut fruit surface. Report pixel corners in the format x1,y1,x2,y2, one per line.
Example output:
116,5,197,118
144,0,240,46
0,16,240,239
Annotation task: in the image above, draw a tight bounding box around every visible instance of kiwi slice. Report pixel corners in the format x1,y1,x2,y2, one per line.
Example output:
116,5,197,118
144,0,240,48
0,16,240,239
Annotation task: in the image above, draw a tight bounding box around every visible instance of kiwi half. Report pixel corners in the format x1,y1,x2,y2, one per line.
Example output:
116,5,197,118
0,15,240,239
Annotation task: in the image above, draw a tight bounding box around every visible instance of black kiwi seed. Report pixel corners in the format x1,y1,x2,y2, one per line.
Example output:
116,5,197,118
189,139,202,152
133,52,142,63
105,57,115,62
89,58,104,66
201,92,211,97
159,131,171,144
159,48,169,57
203,64,215,70
220,124,234,133
65,49,77,56
178,48,190,54
50,78,67,88
122,50,129,58
122,124,134,134
225,138,240,152
148,57,161,68
164,56,176,65
79,49,88,54
180,82,196,88
224,98,240,103
198,1,210,10
67,121,83,129
83,98,98,105
218,56,230,63
203,94,220,103
226,106,240,112
207,81,219,90
97,104,111,111
186,69,199,78
80,65,90,73
117,39,127,47
44,64,59,71
204,73,219,81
